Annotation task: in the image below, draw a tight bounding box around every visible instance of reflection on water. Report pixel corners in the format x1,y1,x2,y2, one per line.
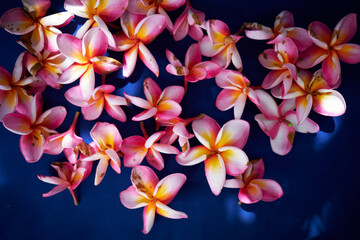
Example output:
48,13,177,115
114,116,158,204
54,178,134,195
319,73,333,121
314,117,342,151
224,195,256,224
303,201,331,239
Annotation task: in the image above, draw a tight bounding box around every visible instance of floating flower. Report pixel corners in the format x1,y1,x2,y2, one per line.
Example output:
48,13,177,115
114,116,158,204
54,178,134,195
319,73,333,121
258,37,298,96
0,0,74,52
296,13,360,87
57,27,122,101
254,89,319,156
176,115,249,195
272,69,346,124
111,11,166,77
166,43,221,91
120,165,187,234
245,10,312,51
173,1,205,41
64,0,129,47
65,85,128,122
224,158,283,204
125,77,184,121
2,93,67,162
81,122,122,185
121,123,180,170
215,69,259,119
198,19,242,70
38,160,92,205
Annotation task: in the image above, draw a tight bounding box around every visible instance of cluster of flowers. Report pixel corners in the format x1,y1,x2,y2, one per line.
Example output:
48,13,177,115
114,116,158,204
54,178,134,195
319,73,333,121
0,0,359,234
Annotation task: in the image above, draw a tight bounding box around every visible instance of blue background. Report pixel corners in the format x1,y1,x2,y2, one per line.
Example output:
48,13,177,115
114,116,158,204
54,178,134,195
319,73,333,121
1,0,360,239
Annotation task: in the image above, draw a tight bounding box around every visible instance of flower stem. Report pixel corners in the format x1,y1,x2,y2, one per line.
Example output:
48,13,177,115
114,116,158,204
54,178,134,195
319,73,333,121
69,188,79,206
102,74,107,85
70,111,80,131
140,122,149,139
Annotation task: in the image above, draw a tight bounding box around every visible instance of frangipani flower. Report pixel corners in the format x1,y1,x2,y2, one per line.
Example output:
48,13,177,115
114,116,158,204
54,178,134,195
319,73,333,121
254,89,319,156
173,1,205,41
64,0,129,47
121,126,180,170
296,13,360,87
38,160,92,205
111,11,166,77
81,122,122,185
273,69,346,124
43,112,83,164
199,19,242,70
166,43,221,91
2,93,67,162
125,78,184,121
120,165,187,234
176,115,249,196
258,37,298,96
127,0,186,32
0,0,74,52
57,27,122,101
215,70,259,119
24,50,72,89
224,158,283,204
65,85,128,122
245,10,312,51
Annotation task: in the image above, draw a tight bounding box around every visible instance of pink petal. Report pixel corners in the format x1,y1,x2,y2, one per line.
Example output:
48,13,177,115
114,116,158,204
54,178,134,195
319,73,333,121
156,100,182,121
145,131,165,148
296,45,329,69
132,107,158,121
215,119,250,149
252,179,283,202
312,89,346,117
22,24,45,53
270,122,294,156
42,182,70,197
275,37,298,64
0,8,35,35
254,114,281,139
152,143,180,155
57,33,87,64
83,27,108,59
218,147,248,176
158,6,174,32
91,56,122,74
185,43,201,69
0,90,18,120
37,175,64,185
20,129,44,163
135,14,167,44
90,122,122,151
23,0,51,18
295,94,313,125
275,10,294,29
192,115,220,149
142,203,156,234
36,106,67,130
143,77,161,105
154,173,186,204
112,32,138,51
39,12,74,27
122,45,139,78
43,133,66,155
82,98,104,121
286,27,313,51
331,13,357,46
278,99,296,115
123,149,148,168
223,178,244,188
2,113,32,135
79,65,95,101
64,0,89,18
262,70,289,90
198,35,224,57
97,0,129,22
93,15,115,48
120,11,144,38
206,19,229,44
231,46,243,70
205,154,226,196
156,201,188,219
106,148,121,174
258,49,283,70
216,89,240,111
233,94,248,119
124,93,151,109
176,145,212,166
173,9,189,41
308,21,332,49
321,52,341,87
193,61,221,79
284,112,319,133
94,156,109,185
131,165,159,198
120,185,150,209
335,43,360,64
166,64,189,76
186,67,207,82
160,85,184,103
139,42,159,77
105,102,127,122
146,148,165,170
65,86,88,107
211,45,233,69
58,63,89,84
245,28,274,40
188,25,204,41
254,89,279,119
250,158,265,179
238,183,262,204
126,0,149,15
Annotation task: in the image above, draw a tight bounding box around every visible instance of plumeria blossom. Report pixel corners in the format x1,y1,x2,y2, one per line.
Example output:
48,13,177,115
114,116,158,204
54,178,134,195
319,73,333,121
121,124,180,170
173,0,205,41
245,10,312,51
120,165,187,234
24,50,72,89
127,0,186,32
273,69,346,124
224,158,283,204
0,0,74,53
43,112,83,164
296,13,360,87
254,89,319,156
176,115,249,196
215,70,259,119
111,11,166,77
125,77,184,121
38,160,92,205
198,19,242,70
64,0,129,47
81,122,122,185
57,27,122,101
166,43,221,91
2,93,67,162
258,37,299,96
65,85,128,122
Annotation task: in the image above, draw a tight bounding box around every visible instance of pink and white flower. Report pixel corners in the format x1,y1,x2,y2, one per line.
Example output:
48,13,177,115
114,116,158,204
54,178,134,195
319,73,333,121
296,13,360,87
120,165,187,234
125,77,184,121
224,158,283,204
176,115,249,196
